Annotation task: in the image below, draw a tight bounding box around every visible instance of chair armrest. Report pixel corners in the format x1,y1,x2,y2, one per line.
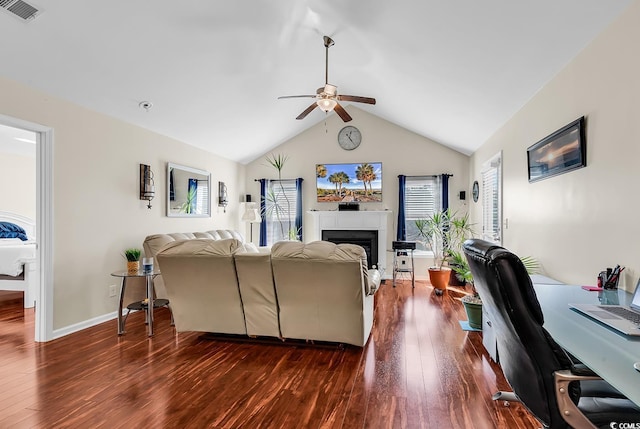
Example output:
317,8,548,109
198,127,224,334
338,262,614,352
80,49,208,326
571,363,598,377
554,370,601,429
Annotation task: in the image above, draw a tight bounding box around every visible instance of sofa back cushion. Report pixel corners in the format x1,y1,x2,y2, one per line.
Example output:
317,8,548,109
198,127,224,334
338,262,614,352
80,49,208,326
270,241,371,346
156,238,247,335
234,252,281,338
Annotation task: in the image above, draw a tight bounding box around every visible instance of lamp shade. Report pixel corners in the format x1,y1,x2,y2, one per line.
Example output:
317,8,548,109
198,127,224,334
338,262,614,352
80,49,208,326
242,203,261,223
317,98,337,112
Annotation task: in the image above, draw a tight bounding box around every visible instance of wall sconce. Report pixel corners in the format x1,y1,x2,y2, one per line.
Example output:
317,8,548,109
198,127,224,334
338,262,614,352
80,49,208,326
218,181,228,213
140,164,155,209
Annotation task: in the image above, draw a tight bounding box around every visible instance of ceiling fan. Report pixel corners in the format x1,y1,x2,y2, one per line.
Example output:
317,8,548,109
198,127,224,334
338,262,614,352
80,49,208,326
278,36,376,122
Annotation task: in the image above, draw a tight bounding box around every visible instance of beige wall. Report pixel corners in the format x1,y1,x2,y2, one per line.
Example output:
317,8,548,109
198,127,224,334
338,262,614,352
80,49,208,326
0,151,36,219
0,76,245,329
244,106,470,276
470,0,640,290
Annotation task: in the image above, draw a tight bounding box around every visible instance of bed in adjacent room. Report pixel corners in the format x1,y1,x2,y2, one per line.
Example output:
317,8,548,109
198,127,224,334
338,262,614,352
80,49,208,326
0,211,37,308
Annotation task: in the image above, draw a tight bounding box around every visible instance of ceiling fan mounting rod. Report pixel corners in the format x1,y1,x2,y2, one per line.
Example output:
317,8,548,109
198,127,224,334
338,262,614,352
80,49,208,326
323,36,334,85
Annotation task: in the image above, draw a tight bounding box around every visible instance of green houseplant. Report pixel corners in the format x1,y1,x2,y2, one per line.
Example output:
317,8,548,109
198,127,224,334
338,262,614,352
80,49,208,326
414,209,474,295
123,248,142,273
264,153,299,241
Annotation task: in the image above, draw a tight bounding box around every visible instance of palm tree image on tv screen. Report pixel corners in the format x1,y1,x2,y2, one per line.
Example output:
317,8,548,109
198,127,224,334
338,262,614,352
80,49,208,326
316,162,382,203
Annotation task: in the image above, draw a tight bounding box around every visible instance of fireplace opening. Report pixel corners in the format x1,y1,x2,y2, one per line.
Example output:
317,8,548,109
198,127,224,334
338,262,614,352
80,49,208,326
322,230,378,269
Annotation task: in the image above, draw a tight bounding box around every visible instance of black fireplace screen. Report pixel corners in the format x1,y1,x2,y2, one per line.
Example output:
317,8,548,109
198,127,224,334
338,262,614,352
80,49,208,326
321,230,378,269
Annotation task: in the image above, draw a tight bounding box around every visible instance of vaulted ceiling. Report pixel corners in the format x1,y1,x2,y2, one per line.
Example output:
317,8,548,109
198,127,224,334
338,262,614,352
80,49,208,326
0,0,632,163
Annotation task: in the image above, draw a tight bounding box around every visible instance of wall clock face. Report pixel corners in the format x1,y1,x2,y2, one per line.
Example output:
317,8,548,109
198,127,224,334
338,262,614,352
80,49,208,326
472,181,479,202
338,126,362,150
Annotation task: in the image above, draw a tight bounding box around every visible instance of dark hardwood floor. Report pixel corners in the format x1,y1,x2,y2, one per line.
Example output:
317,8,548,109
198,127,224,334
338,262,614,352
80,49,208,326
0,281,540,428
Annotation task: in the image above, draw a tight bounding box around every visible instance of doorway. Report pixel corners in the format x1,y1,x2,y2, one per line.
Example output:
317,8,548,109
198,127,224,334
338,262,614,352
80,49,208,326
0,114,53,342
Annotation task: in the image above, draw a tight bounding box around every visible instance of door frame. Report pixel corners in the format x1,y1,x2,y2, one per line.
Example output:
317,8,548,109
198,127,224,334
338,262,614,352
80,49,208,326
0,114,53,342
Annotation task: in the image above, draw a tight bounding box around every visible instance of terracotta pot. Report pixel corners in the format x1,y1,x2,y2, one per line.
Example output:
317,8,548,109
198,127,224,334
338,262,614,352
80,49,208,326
428,267,451,292
127,261,140,273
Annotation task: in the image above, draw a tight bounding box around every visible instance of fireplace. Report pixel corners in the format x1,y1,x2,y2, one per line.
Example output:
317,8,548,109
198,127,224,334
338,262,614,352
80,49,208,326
308,210,391,277
322,230,378,269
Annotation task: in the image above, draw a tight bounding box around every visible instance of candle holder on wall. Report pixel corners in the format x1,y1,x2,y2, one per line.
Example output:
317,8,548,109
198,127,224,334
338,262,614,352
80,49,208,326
218,181,228,213
140,164,155,209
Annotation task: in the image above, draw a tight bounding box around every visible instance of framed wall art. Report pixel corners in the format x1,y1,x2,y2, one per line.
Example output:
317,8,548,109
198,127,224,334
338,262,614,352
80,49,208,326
527,116,586,183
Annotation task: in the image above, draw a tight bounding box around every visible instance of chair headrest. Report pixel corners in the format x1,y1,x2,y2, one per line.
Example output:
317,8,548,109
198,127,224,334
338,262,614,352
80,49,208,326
462,238,544,326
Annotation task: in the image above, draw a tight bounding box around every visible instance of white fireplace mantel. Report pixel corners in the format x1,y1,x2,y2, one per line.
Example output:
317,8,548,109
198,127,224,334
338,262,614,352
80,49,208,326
307,210,391,274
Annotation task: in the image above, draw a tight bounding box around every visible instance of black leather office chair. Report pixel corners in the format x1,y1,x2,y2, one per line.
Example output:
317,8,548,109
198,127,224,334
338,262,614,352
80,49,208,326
463,239,640,429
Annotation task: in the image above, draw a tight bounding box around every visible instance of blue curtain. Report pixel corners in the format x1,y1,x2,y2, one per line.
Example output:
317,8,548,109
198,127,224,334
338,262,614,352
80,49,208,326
295,178,303,241
397,175,406,240
259,179,267,246
188,178,197,213
441,174,451,211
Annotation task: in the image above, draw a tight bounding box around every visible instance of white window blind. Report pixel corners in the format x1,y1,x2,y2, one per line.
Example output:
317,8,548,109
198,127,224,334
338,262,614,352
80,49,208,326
404,176,441,251
481,153,502,243
195,180,209,215
265,179,298,245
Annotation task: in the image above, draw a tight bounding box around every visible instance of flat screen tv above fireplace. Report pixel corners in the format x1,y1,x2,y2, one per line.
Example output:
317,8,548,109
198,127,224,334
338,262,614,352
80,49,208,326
316,162,382,203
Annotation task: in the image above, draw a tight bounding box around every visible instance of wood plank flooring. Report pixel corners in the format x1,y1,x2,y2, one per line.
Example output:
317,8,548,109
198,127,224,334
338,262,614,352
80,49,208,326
0,281,541,428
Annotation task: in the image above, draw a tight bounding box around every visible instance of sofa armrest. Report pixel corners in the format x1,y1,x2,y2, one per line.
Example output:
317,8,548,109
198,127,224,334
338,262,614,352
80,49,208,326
367,269,381,295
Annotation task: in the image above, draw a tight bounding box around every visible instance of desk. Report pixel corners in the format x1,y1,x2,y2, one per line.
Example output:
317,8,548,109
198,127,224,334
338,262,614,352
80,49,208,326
534,283,640,405
111,269,167,337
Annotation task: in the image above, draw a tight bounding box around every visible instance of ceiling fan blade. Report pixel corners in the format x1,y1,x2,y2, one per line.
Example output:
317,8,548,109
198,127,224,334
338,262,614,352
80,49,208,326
333,102,352,122
278,95,316,99
296,103,319,120
337,95,376,105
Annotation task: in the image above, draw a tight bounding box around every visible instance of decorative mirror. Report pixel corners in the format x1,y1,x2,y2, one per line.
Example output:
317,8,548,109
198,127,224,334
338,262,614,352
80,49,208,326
166,163,211,217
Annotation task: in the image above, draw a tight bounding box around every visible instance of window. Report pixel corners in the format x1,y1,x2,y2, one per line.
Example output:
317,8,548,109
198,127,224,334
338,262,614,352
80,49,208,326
195,180,209,214
404,176,442,251
481,152,502,244
265,179,299,245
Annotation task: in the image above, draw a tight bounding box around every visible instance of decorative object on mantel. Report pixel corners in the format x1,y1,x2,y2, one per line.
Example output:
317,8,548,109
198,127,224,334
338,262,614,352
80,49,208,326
218,181,228,213
527,116,586,183
278,35,376,122
139,164,155,209
123,248,142,273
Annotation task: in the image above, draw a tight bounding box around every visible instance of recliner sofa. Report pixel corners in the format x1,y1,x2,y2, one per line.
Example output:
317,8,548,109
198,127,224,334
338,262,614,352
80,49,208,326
153,237,380,347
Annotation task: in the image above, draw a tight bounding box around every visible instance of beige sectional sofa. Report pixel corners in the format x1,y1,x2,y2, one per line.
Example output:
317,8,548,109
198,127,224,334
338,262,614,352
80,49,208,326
146,232,381,347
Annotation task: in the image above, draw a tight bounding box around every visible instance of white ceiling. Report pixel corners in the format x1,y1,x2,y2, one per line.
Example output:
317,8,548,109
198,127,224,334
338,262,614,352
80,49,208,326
0,0,632,164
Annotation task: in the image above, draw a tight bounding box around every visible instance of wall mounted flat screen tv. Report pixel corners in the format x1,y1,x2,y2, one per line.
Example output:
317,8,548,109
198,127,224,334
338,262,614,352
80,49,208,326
316,162,382,203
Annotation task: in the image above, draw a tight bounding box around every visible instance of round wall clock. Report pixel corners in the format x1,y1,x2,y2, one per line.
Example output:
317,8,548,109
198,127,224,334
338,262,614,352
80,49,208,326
472,181,479,202
338,126,362,151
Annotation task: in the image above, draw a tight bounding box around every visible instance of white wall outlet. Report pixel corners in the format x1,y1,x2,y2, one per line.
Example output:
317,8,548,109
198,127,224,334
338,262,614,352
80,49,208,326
109,284,118,297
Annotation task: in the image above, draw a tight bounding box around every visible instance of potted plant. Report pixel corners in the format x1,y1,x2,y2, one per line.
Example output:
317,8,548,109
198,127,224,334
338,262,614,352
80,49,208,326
450,252,483,329
123,248,142,273
264,153,299,241
414,209,474,295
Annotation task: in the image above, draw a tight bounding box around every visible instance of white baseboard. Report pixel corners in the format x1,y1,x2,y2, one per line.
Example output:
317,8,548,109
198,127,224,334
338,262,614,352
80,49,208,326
52,311,119,340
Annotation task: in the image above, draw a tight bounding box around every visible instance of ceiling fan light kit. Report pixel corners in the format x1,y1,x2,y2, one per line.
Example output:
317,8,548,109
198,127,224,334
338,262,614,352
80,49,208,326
279,36,376,122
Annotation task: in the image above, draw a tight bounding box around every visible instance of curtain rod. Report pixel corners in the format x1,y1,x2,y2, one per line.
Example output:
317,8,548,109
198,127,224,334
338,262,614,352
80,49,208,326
399,174,453,179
